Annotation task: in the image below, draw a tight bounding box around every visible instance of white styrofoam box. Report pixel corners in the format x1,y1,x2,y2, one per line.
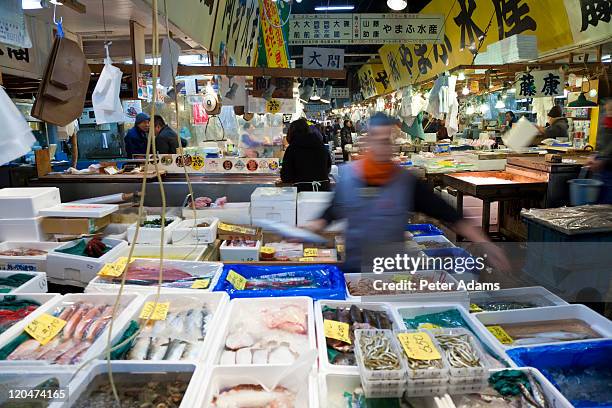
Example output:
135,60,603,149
46,237,128,286
0,241,63,272
126,216,182,245
56,361,198,408
182,202,251,224
393,303,511,368
172,217,219,245
318,372,445,408
210,296,316,368
0,366,75,406
315,300,403,374
107,291,229,364
344,271,468,306
469,286,568,313
474,304,612,349
0,293,60,346
251,186,298,203
197,366,317,408
0,217,50,242
413,235,456,248
85,259,223,295
38,203,118,218
0,270,48,293
0,187,60,219
297,192,334,227
118,244,210,261
219,239,261,262
0,293,140,367
251,187,297,226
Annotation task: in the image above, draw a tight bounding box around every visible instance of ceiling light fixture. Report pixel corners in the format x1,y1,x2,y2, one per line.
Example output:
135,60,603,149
462,86,469,96
310,83,321,101
22,0,43,9
387,0,407,11
457,72,465,81
314,5,355,11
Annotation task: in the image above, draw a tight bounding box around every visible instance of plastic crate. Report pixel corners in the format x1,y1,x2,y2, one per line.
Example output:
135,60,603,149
406,224,444,237
396,329,450,380
354,329,407,382
431,328,490,379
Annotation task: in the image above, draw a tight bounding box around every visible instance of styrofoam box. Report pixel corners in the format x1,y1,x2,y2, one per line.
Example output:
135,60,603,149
0,187,60,219
46,237,128,286
182,202,251,225
118,244,210,261
393,303,511,368
318,372,445,408
172,217,219,245
251,187,297,226
0,293,140,367
0,241,63,272
55,361,199,408
344,271,469,306
127,216,182,245
209,296,316,368
0,293,60,346
315,300,403,374
38,203,118,218
469,286,568,313
197,366,317,408
297,192,334,226
474,304,612,349
107,291,229,364
0,270,48,293
220,239,261,262
0,366,75,406
0,217,50,242
85,259,223,295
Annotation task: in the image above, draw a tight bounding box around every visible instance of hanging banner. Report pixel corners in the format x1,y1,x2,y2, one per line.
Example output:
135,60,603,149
302,47,344,70
259,0,290,68
515,70,566,98
358,64,392,99
247,96,296,114
212,0,260,66
192,102,209,125
289,13,445,45
122,100,143,123
379,0,610,88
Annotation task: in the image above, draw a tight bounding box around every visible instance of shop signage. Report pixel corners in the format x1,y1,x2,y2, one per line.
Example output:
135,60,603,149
212,0,260,66
514,70,565,98
259,0,290,68
358,64,392,99
122,100,143,123
0,0,31,48
302,47,345,70
331,88,350,99
160,155,280,174
289,13,445,45
248,96,296,114
192,102,209,125
0,15,52,79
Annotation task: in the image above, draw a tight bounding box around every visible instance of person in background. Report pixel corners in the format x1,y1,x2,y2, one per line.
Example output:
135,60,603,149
154,115,187,154
534,105,569,145
281,118,331,192
307,112,509,273
588,98,612,203
436,118,449,141
124,113,150,157
504,111,517,131
340,119,355,162
332,118,341,134
424,117,440,133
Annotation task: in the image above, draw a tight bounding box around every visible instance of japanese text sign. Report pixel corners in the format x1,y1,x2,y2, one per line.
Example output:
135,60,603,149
358,63,392,99
303,47,345,70
515,70,565,97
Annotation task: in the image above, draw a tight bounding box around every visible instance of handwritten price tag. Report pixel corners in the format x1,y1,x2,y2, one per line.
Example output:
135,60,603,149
24,313,67,345
487,326,514,345
139,302,170,320
299,257,316,262
226,270,247,290
260,246,275,255
97,257,130,278
219,222,256,235
470,303,484,313
303,248,319,257
323,319,351,344
191,278,211,289
397,332,442,361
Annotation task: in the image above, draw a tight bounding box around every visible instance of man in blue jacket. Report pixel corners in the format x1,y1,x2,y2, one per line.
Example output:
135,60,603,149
124,113,150,157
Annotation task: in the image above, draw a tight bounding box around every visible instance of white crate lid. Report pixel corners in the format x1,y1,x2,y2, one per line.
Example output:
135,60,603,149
251,187,297,202
39,203,118,218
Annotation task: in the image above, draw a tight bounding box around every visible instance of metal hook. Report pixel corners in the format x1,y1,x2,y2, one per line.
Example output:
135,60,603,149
53,2,63,25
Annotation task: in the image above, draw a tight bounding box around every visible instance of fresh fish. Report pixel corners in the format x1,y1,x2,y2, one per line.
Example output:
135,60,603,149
518,383,544,408
528,372,549,408
163,339,187,360
85,305,113,342
332,352,356,366
337,307,351,324
7,339,40,360
127,336,150,360
252,348,268,364
377,313,393,330
268,344,296,364
34,337,67,360
62,304,88,338
211,385,295,408
349,305,363,323
235,348,253,364
362,309,378,326
38,339,76,362
74,305,103,340
55,340,92,364
166,312,184,336
184,309,205,341
516,331,589,341
263,305,307,334
147,337,170,360
220,350,236,365
322,310,336,321
58,303,78,321
182,342,200,360
225,331,255,350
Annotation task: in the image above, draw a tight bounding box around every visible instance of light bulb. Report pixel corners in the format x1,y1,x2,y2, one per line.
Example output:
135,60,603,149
457,72,465,81
589,89,597,98
387,0,407,11
462,86,469,96
495,99,505,109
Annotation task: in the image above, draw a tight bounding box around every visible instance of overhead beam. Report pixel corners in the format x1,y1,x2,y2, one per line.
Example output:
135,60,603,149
61,0,86,14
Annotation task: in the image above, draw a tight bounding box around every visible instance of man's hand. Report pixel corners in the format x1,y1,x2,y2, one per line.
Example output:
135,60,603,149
304,219,327,234
452,220,511,273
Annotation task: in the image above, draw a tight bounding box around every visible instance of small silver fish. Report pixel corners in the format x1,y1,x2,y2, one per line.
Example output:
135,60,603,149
147,337,170,360
163,339,187,360
528,372,549,408
182,342,200,360
127,336,150,360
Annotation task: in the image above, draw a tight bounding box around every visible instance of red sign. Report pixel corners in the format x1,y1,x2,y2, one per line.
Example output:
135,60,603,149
192,102,209,125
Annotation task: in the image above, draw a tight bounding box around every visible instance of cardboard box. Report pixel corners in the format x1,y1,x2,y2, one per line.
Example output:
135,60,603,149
41,215,111,235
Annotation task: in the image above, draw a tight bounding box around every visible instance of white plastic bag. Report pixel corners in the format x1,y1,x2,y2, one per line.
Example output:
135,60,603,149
92,62,124,124
160,37,180,88
0,86,36,165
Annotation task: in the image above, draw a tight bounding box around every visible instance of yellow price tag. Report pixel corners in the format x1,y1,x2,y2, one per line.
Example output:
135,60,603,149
24,313,67,346
226,270,247,290
392,274,412,283
336,244,345,253
418,323,441,330
299,257,316,262
139,302,170,320
304,248,319,257
97,257,130,278
487,326,514,345
323,319,351,344
191,278,211,289
470,303,484,313
260,246,275,255
219,222,256,235
397,332,442,360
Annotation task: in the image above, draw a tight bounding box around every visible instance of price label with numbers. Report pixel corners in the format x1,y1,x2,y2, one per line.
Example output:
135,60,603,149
226,270,247,290
487,326,514,344
97,257,130,278
191,278,211,289
470,303,484,313
139,302,170,320
24,313,67,345
418,323,441,330
303,248,319,257
397,332,441,360
323,319,351,344
219,223,257,235
299,257,316,262
260,246,275,255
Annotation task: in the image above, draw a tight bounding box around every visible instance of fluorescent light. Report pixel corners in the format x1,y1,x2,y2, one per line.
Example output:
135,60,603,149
22,0,42,9
314,5,355,11
457,72,466,81
387,0,407,11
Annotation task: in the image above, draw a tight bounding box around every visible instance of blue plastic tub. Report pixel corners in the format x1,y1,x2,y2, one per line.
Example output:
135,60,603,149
405,223,444,236
213,264,346,300
569,179,603,206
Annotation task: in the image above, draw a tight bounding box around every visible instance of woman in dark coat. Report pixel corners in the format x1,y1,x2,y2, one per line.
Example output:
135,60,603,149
281,119,332,192
340,119,355,161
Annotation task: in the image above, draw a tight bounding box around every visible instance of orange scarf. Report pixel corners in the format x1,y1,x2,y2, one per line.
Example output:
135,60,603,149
360,152,399,186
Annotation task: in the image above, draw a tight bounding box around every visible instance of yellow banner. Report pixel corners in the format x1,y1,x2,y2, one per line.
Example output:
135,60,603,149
358,63,392,99
259,0,290,68
380,0,609,87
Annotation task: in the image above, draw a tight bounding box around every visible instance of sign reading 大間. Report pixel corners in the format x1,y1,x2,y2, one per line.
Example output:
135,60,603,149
289,13,445,45
302,47,345,70
515,70,566,98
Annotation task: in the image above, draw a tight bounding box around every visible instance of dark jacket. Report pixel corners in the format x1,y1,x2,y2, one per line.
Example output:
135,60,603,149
534,117,569,145
340,126,354,148
156,125,187,154
124,126,148,157
281,130,332,192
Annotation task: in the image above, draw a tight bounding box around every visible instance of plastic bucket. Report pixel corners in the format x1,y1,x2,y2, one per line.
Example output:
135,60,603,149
568,179,603,206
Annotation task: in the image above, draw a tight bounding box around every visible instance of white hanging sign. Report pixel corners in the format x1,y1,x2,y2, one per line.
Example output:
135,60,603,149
302,47,344,70
515,70,565,98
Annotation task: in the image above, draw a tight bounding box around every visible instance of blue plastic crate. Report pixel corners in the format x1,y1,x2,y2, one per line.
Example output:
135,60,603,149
405,223,444,237
213,264,346,300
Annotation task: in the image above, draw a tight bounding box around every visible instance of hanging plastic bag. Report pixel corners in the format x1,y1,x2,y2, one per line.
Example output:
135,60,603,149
92,62,124,124
160,37,180,88
219,106,239,139
0,87,36,165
